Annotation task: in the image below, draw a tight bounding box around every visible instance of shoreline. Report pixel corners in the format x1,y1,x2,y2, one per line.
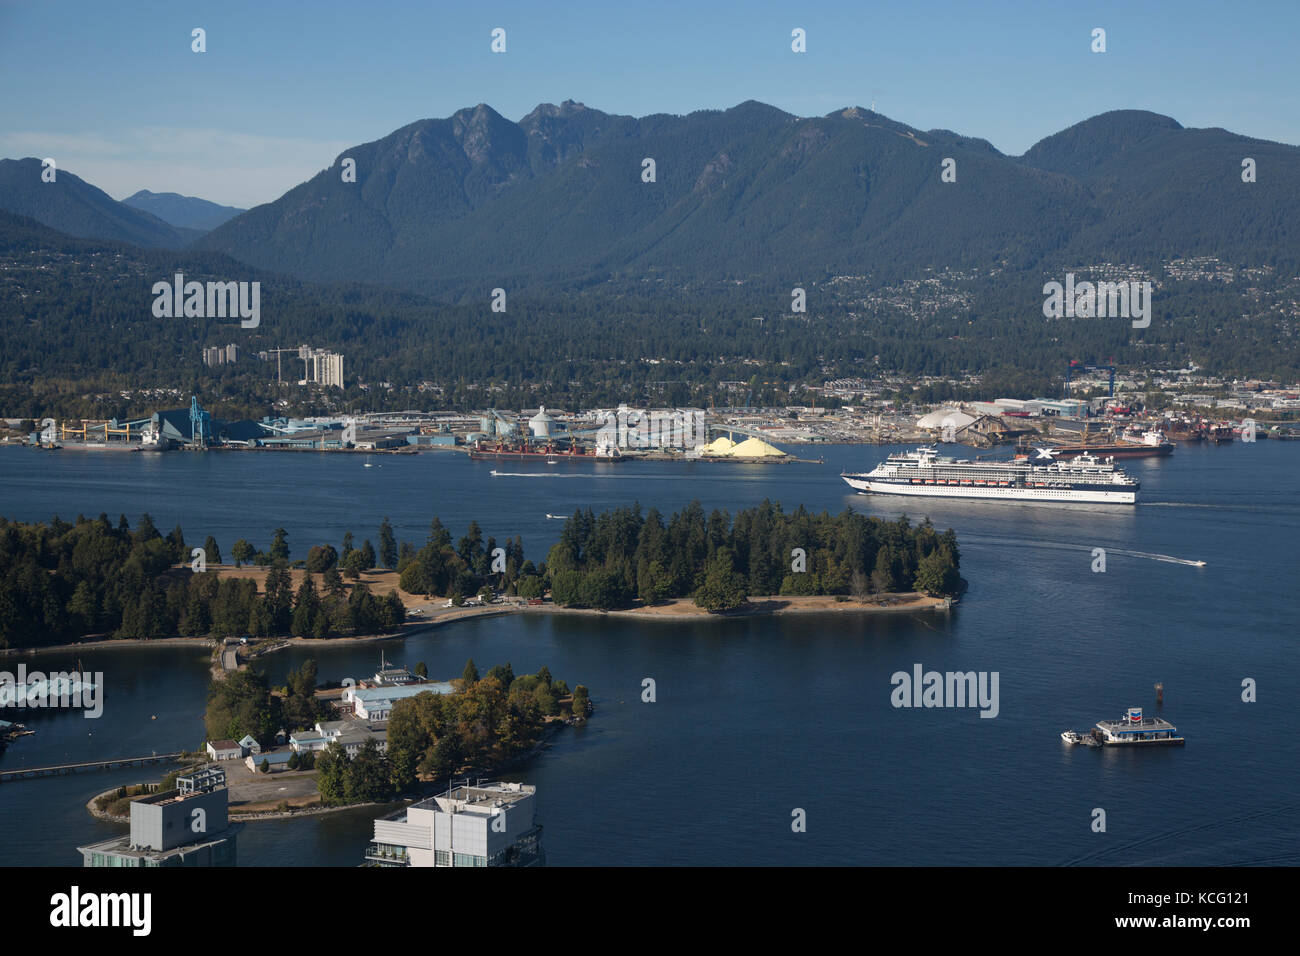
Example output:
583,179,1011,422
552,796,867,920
528,593,951,618
4,592,950,659
84,784,386,824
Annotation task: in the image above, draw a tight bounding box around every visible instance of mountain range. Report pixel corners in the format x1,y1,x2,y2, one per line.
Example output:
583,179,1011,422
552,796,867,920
1,102,1297,298
191,102,1300,296
0,158,200,248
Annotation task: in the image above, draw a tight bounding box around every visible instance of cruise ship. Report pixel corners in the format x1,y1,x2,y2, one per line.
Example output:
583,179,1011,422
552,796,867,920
841,446,1140,504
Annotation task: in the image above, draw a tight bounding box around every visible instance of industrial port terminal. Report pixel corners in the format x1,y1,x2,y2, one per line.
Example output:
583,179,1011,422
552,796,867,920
5,379,1296,461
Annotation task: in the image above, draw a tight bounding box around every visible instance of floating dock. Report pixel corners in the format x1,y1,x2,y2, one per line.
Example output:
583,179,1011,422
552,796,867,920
1062,707,1184,748
1094,708,1184,746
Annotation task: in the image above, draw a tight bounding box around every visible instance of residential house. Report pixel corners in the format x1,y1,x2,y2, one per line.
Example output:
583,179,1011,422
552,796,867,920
206,739,242,761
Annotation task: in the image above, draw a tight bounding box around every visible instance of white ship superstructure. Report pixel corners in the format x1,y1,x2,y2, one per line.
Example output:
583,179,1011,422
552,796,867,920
841,447,1139,504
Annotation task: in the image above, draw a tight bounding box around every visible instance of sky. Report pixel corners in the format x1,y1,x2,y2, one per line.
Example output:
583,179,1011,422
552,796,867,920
1,0,1297,208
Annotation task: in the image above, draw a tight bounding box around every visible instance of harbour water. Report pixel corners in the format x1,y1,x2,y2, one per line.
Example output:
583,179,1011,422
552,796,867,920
1,442,1297,865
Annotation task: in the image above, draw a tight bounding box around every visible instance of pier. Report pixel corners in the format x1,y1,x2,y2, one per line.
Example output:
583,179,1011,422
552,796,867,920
0,752,182,784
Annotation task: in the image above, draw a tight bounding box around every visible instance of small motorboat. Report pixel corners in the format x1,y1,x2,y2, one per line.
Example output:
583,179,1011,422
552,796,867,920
1061,730,1081,744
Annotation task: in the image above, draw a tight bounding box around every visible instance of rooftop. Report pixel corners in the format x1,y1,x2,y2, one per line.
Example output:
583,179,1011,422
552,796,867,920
1096,715,1177,733
350,681,454,702
79,828,239,862
136,786,217,807
419,781,535,816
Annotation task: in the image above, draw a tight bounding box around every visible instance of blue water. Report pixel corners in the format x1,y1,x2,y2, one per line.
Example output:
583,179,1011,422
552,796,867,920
0,442,1297,865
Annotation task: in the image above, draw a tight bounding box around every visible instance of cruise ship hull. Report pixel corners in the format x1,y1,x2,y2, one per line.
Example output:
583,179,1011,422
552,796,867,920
842,476,1138,504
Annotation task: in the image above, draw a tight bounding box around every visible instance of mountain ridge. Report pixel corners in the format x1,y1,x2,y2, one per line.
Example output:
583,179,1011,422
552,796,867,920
190,101,1300,296
122,189,245,232
5,103,1297,295
0,158,195,248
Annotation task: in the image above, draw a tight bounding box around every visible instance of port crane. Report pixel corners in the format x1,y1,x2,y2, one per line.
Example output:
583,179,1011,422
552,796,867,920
188,396,212,448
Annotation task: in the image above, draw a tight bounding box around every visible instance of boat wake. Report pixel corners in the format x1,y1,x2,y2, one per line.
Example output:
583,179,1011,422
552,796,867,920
488,471,604,478
962,535,1205,567
1107,548,1206,567
1143,500,1300,516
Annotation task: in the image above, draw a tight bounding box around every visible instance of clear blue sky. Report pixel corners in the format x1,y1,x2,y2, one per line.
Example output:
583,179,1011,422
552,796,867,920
2,0,1296,207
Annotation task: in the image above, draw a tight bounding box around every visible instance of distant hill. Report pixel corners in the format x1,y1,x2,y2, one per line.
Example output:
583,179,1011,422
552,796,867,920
122,189,245,232
1018,110,1186,179
1017,110,1298,265
191,102,1300,296
0,158,194,248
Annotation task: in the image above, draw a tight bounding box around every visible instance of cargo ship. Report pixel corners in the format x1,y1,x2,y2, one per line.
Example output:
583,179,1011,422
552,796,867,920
141,423,174,451
469,438,621,461
842,446,1139,503
58,441,140,453
1163,420,1205,442
1035,429,1174,459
